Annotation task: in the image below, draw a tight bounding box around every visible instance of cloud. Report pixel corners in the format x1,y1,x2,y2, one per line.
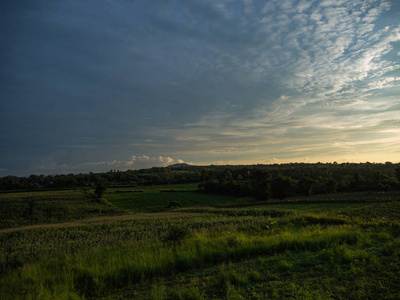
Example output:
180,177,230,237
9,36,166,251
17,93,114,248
1,0,399,176
90,155,188,170
210,160,235,166
2,153,189,176
266,157,282,164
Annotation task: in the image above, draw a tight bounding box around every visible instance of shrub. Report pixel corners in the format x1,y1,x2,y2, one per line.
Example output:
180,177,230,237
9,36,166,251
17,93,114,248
167,201,181,209
73,269,98,297
160,225,191,245
226,234,242,248
95,180,107,198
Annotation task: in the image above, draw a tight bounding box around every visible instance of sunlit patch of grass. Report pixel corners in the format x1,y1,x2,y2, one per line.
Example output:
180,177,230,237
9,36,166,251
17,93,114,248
1,223,366,299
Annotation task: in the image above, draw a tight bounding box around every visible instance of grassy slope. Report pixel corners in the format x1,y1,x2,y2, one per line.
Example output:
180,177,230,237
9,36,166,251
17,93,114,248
1,187,400,299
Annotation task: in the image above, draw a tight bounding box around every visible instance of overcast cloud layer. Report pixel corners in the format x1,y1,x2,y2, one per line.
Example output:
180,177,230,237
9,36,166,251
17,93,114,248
1,0,400,176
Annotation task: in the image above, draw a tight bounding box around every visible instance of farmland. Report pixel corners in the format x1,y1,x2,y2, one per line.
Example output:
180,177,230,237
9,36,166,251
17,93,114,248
1,185,400,299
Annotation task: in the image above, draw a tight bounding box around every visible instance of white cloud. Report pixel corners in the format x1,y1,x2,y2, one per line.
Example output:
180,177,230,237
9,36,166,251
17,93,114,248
21,154,189,176
368,77,400,90
158,156,174,165
211,160,235,165
266,157,281,164
97,155,187,170
297,0,312,13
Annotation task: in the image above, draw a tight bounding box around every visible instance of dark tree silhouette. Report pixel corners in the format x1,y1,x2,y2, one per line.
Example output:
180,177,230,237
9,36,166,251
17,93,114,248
95,180,107,198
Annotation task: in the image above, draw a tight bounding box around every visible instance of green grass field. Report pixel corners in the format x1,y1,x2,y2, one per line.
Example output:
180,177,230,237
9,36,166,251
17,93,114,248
0,190,124,229
1,186,400,299
103,185,252,212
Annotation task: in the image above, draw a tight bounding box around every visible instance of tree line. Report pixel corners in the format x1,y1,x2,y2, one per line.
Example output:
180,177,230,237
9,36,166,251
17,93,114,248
0,167,201,190
198,162,400,200
1,163,399,200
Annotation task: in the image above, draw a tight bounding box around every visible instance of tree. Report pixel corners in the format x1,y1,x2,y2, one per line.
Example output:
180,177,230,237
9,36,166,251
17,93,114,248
298,176,314,196
395,168,400,189
270,175,292,199
95,180,107,198
250,171,271,201
0,176,30,190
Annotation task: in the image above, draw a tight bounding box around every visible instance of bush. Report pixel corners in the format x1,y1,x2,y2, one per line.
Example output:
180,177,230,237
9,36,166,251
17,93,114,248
73,269,98,297
226,234,242,248
160,225,191,245
95,180,107,198
168,201,181,209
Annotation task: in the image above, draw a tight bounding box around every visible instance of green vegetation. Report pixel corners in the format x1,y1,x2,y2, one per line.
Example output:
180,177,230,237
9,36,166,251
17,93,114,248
104,185,252,213
0,190,124,229
1,185,400,299
95,180,108,198
199,163,400,200
1,163,399,199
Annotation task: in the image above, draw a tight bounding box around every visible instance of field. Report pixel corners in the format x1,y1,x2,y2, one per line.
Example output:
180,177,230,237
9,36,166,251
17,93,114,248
104,185,252,212
0,190,124,229
1,186,400,299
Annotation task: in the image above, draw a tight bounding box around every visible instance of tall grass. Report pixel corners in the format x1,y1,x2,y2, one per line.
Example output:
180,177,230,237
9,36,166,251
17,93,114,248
1,194,400,299
1,223,366,299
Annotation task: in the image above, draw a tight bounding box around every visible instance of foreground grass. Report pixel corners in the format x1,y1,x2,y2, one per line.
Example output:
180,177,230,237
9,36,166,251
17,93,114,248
1,189,400,299
111,233,400,299
2,203,400,299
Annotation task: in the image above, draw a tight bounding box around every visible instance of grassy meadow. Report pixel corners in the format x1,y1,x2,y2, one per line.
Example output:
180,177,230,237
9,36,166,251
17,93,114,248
1,185,400,299
104,185,252,212
0,190,124,229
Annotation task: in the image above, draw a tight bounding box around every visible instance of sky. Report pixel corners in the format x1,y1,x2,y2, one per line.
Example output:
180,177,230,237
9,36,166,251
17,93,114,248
1,0,400,177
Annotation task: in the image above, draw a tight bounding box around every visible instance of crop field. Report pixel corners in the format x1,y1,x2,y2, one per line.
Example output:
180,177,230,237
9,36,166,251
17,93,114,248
1,186,400,299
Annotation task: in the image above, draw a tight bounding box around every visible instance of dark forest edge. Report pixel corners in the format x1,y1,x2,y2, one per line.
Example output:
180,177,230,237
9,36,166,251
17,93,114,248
1,162,400,200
